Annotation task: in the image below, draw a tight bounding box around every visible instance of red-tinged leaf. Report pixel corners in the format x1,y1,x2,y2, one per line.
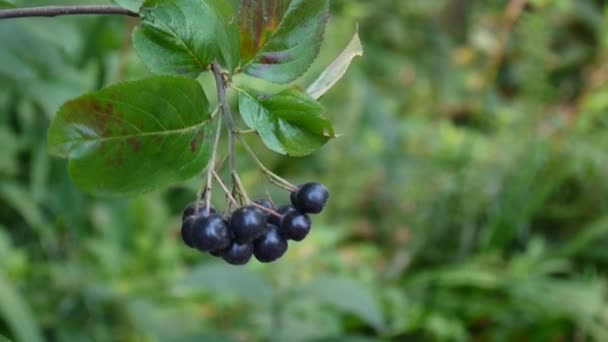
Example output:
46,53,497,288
48,76,215,196
239,0,289,63
238,0,330,84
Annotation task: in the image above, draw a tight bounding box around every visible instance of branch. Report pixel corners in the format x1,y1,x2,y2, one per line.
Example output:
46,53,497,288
211,62,237,174
0,5,138,19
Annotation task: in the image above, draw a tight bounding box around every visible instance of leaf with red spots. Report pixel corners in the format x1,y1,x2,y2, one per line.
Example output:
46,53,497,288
238,87,334,156
239,0,330,84
48,76,215,196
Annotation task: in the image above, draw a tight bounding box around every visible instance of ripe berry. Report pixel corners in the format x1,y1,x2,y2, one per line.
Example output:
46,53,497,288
254,224,288,263
292,182,329,214
191,213,231,252
221,241,253,265
290,191,298,208
182,202,214,221
180,216,196,248
254,199,274,219
209,249,224,257
230,206,266,243
268,205,295,226
280,211,311,241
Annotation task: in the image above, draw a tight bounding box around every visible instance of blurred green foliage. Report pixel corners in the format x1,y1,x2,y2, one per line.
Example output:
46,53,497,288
2,0,608,341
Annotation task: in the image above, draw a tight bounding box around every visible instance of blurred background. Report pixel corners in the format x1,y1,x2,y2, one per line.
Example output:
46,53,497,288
2,0,608,340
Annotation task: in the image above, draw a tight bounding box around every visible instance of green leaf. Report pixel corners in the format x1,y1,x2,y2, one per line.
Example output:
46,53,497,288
133,0,239,77
47,76,214,196
238,87,334,156
307,29,363,100
112,0,143,12
213,0,241,72
298,276,385,333
239,0,330,83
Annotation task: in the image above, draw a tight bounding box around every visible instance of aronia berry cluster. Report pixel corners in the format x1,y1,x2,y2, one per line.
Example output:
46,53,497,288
180,182,329,265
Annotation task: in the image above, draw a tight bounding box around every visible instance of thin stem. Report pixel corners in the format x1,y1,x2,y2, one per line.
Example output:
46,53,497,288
238,137,297,192
249,201,281,219
0,5,138,19
232,172,251,203
199,116,223,215
212,171,239,208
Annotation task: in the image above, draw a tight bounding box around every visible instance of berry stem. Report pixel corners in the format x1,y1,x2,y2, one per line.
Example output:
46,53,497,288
211,61,254,205
212,171,239,208
237,137,298,192
232,172,251,203
198,115,223,215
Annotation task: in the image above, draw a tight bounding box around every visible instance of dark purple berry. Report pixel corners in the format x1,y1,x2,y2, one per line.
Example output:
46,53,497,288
253,224,288,263
280,211,311,241
191,213,231,252
180,216,196,248
293,182,329,214
290,191,298,208
230,206,266,243
221,241,253,265
182,202,215,221
254,199,274,219
268,205,295,226
209,249,224,257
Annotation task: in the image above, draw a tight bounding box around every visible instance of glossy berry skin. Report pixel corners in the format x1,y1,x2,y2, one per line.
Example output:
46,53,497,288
180,216,196,248
268,205,295,226
209,249,224,257
191,213,231,252
290,191,298,208
221,241,253,265
254,199,274,219
292,183,329,214
182,202,214,221
230,206,266,243
254,224,288,263
280,211,311,241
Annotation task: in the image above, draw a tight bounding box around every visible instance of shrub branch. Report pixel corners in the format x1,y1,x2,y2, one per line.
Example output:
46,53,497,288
0,5,138,19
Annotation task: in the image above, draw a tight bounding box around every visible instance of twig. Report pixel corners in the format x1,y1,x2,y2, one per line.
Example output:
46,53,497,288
0,5,138,19
211,62,237,172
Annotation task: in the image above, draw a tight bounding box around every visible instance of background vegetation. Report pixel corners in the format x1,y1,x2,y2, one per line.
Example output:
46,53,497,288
2,0,608,340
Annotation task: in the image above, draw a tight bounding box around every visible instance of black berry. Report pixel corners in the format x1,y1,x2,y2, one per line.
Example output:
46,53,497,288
292,182,329,214
253,224,288,263
254,199,274,219
191,213,231,252
209,249,224,257
268,204,295,226
182,202,215,221
230,206,267,243
180,216,196,248
290,191,298,208
220,241,254,265
280,211,311,241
